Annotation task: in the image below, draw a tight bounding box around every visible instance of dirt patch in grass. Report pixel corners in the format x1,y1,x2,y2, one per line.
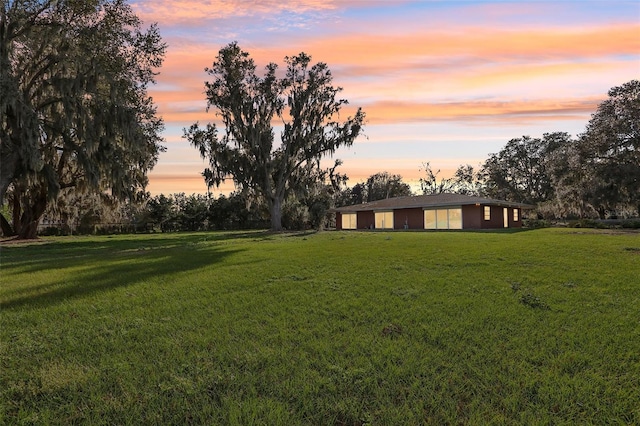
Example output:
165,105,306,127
0,236,49,246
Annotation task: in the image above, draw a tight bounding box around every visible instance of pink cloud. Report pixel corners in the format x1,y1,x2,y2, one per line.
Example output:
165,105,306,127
132,0,344,25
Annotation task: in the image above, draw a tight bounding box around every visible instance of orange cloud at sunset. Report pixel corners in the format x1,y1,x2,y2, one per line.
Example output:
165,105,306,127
134,0,639,196
255,23,639,69
154,93,601,127
362,97,602,125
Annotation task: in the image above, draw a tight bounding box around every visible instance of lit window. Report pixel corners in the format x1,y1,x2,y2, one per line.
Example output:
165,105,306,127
513,209,519,221
342,213,357,229
484,206,491,220
375,211,394,229
436,209,449,229
448,208,463,229
424,208,462,229
424,210,437,229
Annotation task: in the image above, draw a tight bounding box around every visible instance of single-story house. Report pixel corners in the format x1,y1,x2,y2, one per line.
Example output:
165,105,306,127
333,193,534,230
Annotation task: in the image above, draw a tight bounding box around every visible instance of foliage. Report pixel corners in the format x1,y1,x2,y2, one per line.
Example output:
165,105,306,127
288,159,349,230
143,192,269,232
420,162,486,196
419,162,456,195
334,172,412,207
0,0,166,239
185,42,365,231
480,133,573,205
1,229,639,424
573,80,640,218
521,218,550,229
365,171,413,201
334,182,366,207
479,81,638,219
450,163,485,196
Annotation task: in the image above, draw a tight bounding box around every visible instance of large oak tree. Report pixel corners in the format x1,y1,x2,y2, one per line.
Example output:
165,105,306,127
575,80,640,217
1,0,165,238
185,42,365,231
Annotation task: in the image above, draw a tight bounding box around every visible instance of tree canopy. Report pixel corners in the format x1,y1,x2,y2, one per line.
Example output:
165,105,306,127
480,133,573,205
478,81,639,218
365,172,412,201
0,0,166,238
575,80,640,217
185,42,365,231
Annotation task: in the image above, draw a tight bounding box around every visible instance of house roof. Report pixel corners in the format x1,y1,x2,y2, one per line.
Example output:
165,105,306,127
332,193,535,213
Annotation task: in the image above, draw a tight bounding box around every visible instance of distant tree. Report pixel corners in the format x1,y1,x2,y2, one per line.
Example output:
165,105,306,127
419,162,455,195
1,0,166,238
185,42,365,231
450,164,485,196
335,182,365,207
365,172,412,201
480,133,572,205
207,191,267,230
174,193,210,231
575,80,640,218
209,194,237,230
146,194,177,231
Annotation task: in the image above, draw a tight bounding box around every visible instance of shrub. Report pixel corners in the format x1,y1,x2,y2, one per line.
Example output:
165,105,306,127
523,218,550,229
569,219,608,229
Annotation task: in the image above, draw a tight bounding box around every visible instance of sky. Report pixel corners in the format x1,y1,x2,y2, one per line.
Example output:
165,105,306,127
129,0,640,196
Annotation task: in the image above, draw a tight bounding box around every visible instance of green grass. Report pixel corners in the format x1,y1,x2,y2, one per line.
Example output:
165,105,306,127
1,229,639,425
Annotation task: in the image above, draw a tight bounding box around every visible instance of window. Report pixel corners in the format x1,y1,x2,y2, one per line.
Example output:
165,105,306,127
513,208,519,222
484,206,491,221
424,208,462,229
448,208,463,229
436,209,449,229
342,213,357,229
375,211,394,229
424,210,437,229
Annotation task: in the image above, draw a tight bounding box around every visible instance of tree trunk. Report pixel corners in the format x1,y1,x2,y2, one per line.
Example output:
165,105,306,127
0,213,15,237
0,149,18,204
270,196,283,231
17,193,48,239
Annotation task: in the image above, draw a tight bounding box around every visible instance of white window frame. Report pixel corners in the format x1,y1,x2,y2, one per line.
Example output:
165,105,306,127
513,208,519,222
484,206,491,221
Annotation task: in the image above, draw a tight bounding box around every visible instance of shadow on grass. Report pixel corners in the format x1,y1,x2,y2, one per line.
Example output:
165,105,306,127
0,232,251,311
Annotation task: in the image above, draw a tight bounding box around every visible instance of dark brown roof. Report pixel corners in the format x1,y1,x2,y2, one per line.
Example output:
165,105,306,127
333,193,535,212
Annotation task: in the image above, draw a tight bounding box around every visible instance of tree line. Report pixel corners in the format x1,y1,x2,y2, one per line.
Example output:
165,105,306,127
473,80,638,220
2,1,638,238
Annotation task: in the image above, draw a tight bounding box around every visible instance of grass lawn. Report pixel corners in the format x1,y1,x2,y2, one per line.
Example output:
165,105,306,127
1,228,639,425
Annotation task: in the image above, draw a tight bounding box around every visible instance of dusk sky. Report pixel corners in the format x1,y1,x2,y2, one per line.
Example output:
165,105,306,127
129,0,640,196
